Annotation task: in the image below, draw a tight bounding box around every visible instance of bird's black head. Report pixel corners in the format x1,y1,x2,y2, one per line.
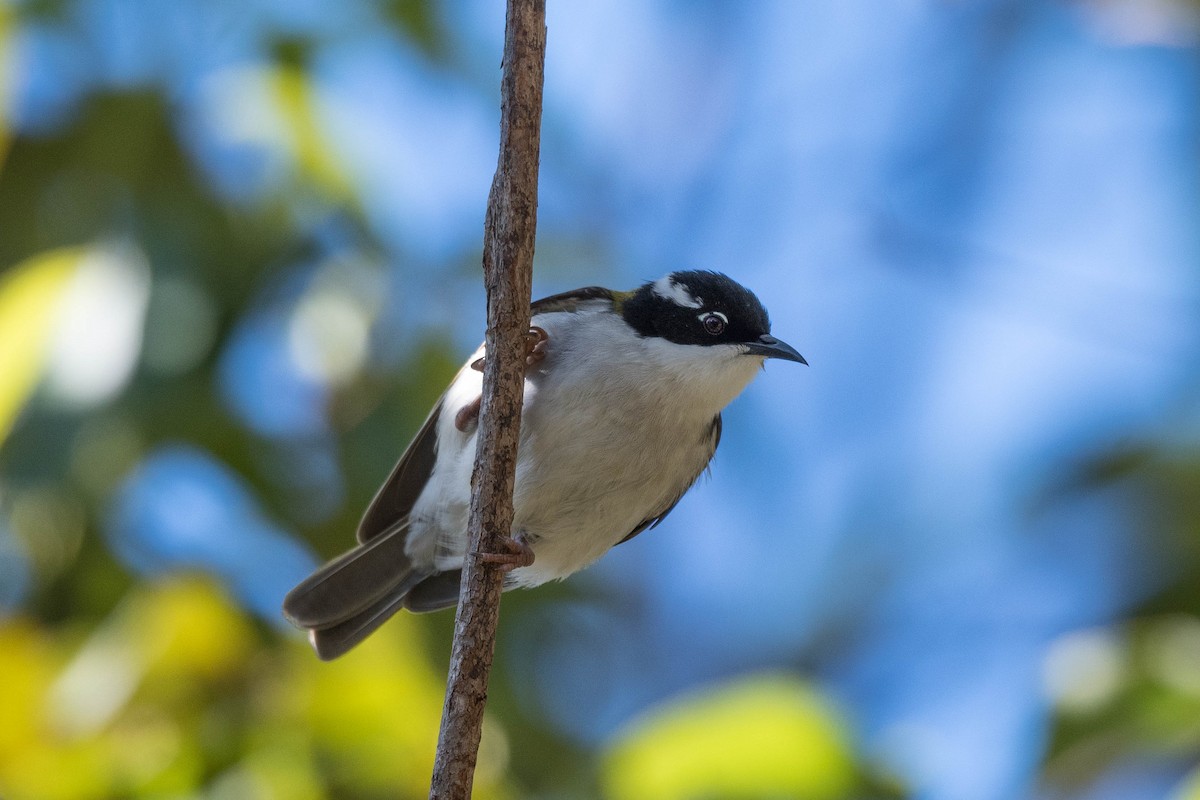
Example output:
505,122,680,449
620,271,806,363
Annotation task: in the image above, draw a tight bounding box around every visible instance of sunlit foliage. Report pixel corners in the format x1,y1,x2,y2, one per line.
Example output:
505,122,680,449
0,248,82,444
0,576,511,800
604,675,865,800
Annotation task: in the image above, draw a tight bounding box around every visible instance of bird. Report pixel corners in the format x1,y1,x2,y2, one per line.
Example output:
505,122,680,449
283,270,806,659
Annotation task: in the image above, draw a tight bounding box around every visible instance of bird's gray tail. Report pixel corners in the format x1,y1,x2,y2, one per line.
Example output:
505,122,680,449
283,521,431,660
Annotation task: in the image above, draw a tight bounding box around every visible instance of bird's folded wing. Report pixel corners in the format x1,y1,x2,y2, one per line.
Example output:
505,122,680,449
357,398,444,544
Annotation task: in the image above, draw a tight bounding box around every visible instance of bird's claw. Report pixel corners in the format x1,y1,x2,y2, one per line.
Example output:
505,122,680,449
470,326,548,373
525,326,548,367
473,533,535,573
461,327,547,432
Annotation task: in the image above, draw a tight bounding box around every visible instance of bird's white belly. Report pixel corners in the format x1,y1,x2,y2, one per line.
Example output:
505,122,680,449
404,307,760,587
506,388,715,586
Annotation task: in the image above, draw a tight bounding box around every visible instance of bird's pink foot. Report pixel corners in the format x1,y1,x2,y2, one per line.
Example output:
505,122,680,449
525,326,548,367
470,326,549,373
461,327,548,433
474,533,535,573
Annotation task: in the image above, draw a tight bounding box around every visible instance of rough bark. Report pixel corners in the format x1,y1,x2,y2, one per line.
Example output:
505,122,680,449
428,1,545,798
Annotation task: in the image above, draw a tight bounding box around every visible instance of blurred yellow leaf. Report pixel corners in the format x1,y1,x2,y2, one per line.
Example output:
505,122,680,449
137,575,256,681
240,735,324,800
1,737,115,800
0,620,57,759
46,576,254,750
289,616,449,797
271,66,353,199
603,673,856,800
106,711,201,796
0,620,118,800
0,248,85,446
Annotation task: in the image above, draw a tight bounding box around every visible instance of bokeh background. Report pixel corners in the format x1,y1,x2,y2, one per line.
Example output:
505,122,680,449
2,0,1200,798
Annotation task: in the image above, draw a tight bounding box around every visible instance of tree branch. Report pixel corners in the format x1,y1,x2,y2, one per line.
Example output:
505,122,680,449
428,1,545,798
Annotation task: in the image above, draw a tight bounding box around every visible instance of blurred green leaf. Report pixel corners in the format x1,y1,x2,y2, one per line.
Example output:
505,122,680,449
383,0,444,58
603,673,858,800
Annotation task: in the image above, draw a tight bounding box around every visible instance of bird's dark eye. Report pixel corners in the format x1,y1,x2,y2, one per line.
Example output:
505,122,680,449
700,312,727,336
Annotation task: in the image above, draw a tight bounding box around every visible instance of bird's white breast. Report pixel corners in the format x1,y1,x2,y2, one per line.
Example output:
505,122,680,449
405,303,764,586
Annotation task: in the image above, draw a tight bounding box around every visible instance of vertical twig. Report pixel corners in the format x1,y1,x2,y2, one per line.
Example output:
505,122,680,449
428,1,546,798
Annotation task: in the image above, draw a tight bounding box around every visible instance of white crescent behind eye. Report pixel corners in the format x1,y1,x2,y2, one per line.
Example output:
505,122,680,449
699,311,728,323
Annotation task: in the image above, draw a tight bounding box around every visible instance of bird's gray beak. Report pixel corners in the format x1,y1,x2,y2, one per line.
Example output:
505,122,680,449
743,334,807,365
